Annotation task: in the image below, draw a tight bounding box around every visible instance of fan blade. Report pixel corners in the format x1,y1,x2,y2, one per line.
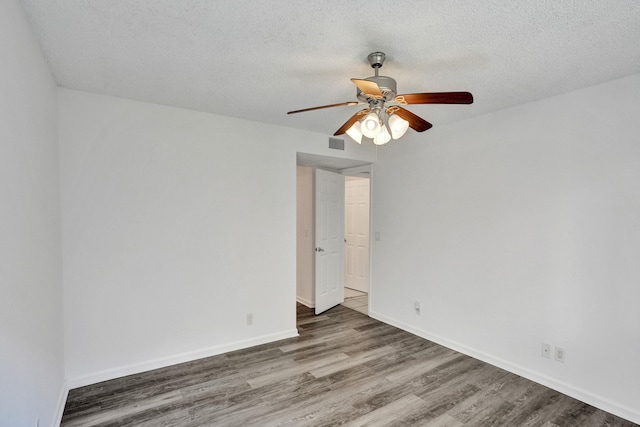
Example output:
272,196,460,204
393,107,433,132
287,101,359,115
334,109,369,135
351,78,383,97
395,92,473,105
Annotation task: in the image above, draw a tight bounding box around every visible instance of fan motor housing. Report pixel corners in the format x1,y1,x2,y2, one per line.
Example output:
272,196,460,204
357,75,397,102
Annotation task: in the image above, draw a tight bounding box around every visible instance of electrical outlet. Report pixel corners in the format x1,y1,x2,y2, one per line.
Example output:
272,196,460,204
414,301,421,315
246,313,253,326
542,342,551,359
555,346,565,363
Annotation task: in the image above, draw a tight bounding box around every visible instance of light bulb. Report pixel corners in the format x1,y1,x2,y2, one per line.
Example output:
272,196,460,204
373,126,391,145
361,111,382,138
345,121,363,144
388,114,409,139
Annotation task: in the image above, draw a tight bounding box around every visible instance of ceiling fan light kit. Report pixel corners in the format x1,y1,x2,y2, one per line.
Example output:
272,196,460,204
345,120,363,144
373,125,392,145
361,110,382,138
388,112,410,139
287,51,474,146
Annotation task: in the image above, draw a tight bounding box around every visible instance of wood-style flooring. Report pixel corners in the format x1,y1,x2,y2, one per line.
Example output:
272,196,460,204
61,304,638,426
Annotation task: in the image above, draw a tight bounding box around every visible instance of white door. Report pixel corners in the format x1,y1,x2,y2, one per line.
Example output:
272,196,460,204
344,177,370,293
315,169,345,314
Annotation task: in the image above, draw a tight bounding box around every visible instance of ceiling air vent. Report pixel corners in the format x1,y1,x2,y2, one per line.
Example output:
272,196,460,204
329,137,345,150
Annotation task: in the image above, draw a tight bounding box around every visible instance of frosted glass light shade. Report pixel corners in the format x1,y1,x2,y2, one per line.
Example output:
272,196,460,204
388,114,409,139
373,126,391,145
361,111,382,138
345,121,363,144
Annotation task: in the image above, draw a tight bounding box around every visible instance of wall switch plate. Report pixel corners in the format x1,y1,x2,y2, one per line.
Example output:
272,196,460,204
542,342,551,358
555,346,565,363
246,313,253,326
414,301,421,315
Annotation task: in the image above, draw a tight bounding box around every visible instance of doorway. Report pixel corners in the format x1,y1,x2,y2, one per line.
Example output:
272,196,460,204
295,154,372,314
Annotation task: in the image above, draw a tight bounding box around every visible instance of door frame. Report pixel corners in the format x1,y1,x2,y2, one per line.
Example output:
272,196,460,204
295,155,373,313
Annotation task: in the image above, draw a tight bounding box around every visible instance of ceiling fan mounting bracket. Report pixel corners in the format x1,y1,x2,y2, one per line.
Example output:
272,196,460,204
367,52,386,71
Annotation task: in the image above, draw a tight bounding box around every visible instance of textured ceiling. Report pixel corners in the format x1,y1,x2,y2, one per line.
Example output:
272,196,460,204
20,0,640,136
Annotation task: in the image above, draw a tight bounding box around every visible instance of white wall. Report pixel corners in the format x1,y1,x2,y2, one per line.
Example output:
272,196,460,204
0,1,64,426
296,166,315,307
58,89,376,385
371,73,640,423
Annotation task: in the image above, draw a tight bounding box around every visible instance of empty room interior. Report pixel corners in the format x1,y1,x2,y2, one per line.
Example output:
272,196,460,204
2,1,640,426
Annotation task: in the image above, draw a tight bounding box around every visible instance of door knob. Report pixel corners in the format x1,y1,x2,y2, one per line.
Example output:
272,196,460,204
315,247,325,252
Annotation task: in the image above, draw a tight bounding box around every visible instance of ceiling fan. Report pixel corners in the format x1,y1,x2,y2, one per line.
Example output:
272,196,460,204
287,52,473,145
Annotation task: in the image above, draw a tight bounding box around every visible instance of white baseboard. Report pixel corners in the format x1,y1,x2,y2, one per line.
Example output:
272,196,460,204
53,382,69,427
369,310,640,425
296,295,314,308
66,329,299,390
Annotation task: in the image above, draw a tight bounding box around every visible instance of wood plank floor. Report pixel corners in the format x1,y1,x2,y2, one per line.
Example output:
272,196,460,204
61,304,638,426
